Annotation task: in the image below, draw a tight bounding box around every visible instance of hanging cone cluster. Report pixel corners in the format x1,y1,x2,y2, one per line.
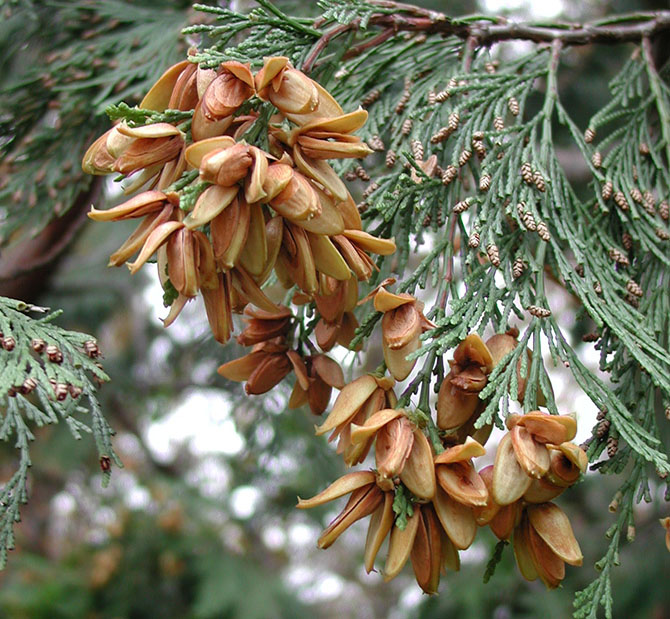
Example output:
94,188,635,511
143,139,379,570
300,333,587,593
82,55,396,403
82,55,393,343
82,51,588,597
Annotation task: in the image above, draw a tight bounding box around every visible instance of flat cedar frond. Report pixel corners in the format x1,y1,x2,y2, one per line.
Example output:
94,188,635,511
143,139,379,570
181,4,669,615
0,296,118,568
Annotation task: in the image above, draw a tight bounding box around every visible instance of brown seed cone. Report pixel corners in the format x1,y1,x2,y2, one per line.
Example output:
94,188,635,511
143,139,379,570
113,136,183,176
318,484,383,549
201,65,254,120
436,372,480,430
375,417,415,480
411,504,443,594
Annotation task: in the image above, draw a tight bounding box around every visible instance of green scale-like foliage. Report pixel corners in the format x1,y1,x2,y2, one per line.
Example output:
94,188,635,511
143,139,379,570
0,0,198,245
180,3,669,617
0,297,118,568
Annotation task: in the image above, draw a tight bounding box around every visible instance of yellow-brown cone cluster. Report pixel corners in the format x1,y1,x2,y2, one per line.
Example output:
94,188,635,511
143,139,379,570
473,410,586,588
300,331,587,594
374,287,435,381
82,56,395,348
82,51,589,598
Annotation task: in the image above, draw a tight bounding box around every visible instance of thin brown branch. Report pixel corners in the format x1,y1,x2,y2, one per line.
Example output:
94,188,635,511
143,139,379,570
0,178,103,302
304,6,670,71
303,23,350,74
364,10,670,46
342,27,395,61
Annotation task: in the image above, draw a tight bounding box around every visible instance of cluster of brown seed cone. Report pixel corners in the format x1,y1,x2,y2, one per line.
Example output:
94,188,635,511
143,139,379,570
298,333,587,593
82,54,587,595
82,55,394,346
